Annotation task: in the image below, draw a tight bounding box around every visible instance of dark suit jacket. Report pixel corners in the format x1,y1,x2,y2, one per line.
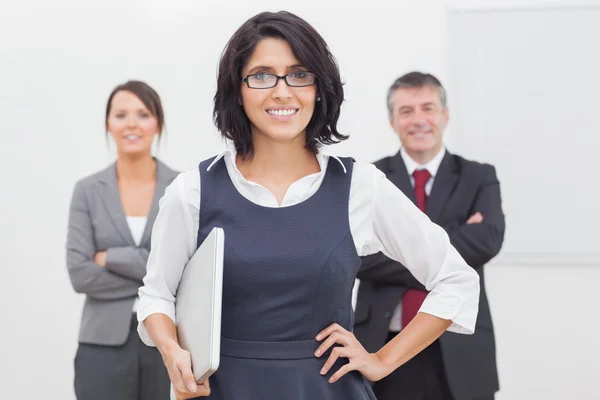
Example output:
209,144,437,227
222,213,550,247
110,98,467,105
353,150,504,400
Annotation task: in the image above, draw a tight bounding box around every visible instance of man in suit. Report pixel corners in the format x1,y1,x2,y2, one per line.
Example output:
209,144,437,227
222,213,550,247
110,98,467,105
354,71,505,400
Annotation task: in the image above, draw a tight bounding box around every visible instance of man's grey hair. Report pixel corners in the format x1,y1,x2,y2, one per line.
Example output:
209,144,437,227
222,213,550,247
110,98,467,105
386,71,447,120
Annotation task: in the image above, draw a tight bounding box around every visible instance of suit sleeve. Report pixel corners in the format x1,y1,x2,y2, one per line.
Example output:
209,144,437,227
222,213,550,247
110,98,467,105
105,247,150,282
357,253,425,288
66,181,142,300
443,165,505,267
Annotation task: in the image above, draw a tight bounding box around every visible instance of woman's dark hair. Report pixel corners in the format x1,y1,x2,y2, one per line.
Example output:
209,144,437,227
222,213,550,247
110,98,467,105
213,11,346,158
105,80,165,136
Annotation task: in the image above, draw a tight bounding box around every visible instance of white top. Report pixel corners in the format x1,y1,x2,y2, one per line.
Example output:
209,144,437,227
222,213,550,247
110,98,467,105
388,147,446,332
127,216,147,312
137,144,480,346
126,216,147,246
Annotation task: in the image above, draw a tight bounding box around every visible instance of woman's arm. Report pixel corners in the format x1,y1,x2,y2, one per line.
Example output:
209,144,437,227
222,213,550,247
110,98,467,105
375,313,451,371
316,165,479,382
136,172,196,345
136,171,209,398
315,314,451,383
66,181,141,300
144,313,210,398
368,170,480,334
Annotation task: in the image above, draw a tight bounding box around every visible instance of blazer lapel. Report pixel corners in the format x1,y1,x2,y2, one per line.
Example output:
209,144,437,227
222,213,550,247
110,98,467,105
426,152,460,221
98,164,136,246
139,160,176,247
387,151,417,203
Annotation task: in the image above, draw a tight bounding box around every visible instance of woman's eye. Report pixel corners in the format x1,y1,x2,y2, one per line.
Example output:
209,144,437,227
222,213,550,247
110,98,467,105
254,73,270,81
290,71,307,79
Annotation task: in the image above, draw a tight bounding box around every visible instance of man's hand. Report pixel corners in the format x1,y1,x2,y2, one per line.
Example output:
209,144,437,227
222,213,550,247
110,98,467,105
466,212,483,224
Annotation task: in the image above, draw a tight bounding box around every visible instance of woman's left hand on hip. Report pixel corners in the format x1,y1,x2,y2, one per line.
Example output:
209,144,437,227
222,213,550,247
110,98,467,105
314,323,392,383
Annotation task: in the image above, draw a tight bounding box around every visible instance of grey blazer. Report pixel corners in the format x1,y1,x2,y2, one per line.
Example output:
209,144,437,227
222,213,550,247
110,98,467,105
66,159,179,346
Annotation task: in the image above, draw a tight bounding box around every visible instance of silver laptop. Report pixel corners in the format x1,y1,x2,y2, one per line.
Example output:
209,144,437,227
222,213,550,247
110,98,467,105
175,227,224,385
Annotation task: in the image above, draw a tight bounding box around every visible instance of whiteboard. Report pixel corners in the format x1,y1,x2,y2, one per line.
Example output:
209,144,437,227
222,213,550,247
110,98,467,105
447,6,600,265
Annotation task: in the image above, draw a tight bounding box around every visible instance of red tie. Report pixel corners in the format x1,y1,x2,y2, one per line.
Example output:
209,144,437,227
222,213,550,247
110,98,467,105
401,169,431,328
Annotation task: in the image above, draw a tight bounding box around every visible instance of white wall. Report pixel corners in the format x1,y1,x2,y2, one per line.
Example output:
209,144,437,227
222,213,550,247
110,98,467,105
447,1,600,399
486,263,600,400
0,1,446,399
447,4,600,261
448,0,600,10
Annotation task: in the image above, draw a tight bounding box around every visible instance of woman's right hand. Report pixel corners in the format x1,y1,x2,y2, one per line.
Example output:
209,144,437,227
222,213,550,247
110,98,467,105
163,344,211,399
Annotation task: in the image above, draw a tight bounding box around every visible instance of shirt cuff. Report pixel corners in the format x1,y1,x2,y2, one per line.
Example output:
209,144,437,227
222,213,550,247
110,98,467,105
136,298,176,347
419,288,479,335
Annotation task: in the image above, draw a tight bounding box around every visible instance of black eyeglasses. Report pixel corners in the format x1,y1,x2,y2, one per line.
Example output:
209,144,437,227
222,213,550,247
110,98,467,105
242,71,317,89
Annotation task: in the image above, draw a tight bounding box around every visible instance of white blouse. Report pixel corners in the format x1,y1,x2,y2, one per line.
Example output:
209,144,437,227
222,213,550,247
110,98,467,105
137,146,480,346
126,216,147,247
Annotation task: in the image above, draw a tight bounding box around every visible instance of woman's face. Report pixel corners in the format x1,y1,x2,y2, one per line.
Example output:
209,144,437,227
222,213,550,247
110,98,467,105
240,38,317,146
106,90,159,157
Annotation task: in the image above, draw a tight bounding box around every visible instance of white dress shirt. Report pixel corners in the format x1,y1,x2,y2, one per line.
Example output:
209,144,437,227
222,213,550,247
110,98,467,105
137,144,479,346
400,146,446,197
388,147,447,332
126,216,147,312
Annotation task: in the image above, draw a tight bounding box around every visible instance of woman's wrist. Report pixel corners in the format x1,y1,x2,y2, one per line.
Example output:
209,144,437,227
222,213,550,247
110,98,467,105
375,345,402,373
157,337,180,360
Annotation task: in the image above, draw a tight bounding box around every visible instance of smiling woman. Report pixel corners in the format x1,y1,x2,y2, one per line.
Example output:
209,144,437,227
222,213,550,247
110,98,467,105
213,13,346,159
105,81,165,155
65,80,179,400
138,10,480,400
237,38,320,158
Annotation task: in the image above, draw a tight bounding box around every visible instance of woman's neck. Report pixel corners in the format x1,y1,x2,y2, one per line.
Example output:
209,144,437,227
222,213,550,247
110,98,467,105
237,135,320,183
116,154,156,183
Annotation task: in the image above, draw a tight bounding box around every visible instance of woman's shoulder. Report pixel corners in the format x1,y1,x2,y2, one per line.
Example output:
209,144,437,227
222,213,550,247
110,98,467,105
349,161,385,199
166,152,228,197
172,168,200,189
73,163,115,191
327,156,384,179
351,159,383,174
163,167,201,205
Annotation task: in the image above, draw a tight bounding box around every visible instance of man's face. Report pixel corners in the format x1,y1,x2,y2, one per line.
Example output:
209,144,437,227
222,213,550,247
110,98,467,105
390,85,448,156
